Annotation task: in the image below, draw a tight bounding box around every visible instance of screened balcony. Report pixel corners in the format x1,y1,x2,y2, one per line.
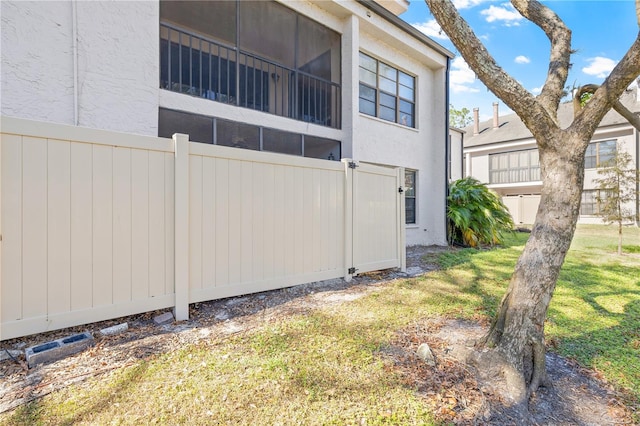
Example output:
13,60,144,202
159,1,341,129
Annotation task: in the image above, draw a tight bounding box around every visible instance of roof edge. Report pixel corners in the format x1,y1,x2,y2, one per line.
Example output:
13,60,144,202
356,0,455,59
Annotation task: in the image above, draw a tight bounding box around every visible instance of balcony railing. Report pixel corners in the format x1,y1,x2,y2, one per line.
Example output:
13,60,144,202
160,23,341,129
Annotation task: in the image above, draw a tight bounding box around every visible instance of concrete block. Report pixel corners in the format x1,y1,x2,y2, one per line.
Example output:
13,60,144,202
25,332,94,368
100,323,128,336
153,312,174,325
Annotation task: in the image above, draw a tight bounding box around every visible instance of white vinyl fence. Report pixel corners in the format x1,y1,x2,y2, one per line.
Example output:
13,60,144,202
1,116,404,340
502,194,541,225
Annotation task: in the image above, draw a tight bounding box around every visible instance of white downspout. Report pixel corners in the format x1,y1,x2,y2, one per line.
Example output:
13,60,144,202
72,0,79,125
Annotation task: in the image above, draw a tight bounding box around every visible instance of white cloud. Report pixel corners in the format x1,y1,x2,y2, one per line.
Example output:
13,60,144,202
582,57,617,78
450,56,480,93
480,3,523,26
453,0,486,9
531,86,542,94
411,19,448,40
515,55,530,64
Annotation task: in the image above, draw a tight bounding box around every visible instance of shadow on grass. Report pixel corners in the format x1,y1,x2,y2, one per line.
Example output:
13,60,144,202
6,362,151,425
555,299,640,411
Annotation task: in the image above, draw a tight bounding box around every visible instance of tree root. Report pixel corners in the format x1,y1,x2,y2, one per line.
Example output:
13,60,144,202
528,338,551,396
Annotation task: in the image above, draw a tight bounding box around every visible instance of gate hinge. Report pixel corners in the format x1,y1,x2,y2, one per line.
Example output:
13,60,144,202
348,267,358,274
398,187,404,193
348,161,358,169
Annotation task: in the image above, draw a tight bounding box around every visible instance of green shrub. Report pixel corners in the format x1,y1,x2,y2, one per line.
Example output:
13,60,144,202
447,177,514,247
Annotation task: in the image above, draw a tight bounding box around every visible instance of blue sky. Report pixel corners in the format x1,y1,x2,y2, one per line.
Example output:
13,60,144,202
399,0,639,122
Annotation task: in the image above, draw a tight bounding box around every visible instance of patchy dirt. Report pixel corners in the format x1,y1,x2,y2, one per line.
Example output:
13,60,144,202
0,245,636,424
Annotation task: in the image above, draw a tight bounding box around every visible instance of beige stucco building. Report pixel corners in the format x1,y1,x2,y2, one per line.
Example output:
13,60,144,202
1,0,454,246
462,86,640,225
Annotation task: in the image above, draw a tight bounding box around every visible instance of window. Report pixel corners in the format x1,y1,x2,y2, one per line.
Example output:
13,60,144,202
405,170,416,224
158,108,340,160
584,140,616,169
580,189,610,215
358,52,415,128
489,148,540,184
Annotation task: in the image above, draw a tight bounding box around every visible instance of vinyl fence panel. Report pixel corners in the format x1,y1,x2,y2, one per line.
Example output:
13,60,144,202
1,117,404,340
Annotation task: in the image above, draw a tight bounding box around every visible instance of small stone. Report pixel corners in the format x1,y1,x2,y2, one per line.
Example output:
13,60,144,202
404,266,423,277
153,312,174,325
100,323,128,336
214,310,230,321
0,349,22,362
416,343,436,366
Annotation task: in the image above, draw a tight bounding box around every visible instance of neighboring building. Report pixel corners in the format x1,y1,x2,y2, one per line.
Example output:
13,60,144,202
1,0,453,246
449,127,465,182
463,87,640,225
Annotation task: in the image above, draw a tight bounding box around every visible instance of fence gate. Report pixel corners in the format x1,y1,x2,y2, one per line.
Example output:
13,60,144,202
350,161,405,276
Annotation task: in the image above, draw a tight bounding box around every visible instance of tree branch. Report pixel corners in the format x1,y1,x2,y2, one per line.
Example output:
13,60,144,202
571,33,640,137
613,100,640,132
424,0,557,146
511,0,572,117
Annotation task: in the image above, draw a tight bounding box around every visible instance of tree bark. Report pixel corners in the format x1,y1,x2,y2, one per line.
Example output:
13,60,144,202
479,134,586,399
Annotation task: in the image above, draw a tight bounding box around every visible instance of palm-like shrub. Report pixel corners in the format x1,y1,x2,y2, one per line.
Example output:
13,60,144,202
447,177,514,247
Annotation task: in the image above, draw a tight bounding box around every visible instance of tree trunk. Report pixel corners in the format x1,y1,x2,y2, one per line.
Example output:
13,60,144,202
476,138,585,405
618,221,623,255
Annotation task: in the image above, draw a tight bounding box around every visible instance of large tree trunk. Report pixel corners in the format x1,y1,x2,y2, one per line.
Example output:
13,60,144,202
423,0,640,417
475,136,586,405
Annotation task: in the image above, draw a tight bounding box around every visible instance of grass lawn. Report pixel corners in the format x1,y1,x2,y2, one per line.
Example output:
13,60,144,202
1,224,639,425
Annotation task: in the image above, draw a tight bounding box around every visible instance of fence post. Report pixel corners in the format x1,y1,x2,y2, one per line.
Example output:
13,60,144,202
398,167,407,273
343,159,354,282
173,133,190,321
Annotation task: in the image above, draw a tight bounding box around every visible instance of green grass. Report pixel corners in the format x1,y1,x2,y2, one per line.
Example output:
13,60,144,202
1,224,638,425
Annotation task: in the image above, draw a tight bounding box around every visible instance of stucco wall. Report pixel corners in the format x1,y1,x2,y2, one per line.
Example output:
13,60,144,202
1,1,159,136
355,31,447,246
1,1,75,125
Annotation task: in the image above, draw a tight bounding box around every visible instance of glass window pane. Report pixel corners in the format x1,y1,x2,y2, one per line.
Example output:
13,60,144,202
405,170,416,224
379,75,396,94
380,92,396,109
399,100,413,127
216,119,260,151
405,198,416,224
379,62,397,81
263,128,302,156
404,170,415,196
379,106,396,122
359,52,377,73
359,68,377,86
304,135,341,160
399,84,414,100
399,71,414,89
399,99,413,114
598,140,616,166
359,84,375,101
584,143,596,168
158,108,213,144
359,98,376,116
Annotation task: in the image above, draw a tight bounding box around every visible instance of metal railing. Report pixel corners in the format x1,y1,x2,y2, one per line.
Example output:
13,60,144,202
160,23,341,129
